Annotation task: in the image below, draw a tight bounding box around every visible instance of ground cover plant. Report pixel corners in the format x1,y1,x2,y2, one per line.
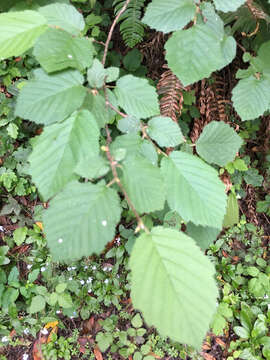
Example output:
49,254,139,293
0,0,270,359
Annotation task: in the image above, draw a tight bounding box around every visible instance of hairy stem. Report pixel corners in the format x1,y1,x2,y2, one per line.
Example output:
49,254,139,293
104,125,148,233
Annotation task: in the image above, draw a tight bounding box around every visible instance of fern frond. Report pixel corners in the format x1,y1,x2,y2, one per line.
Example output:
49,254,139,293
113,0,146,48
222,0,270,35
157,66,185,123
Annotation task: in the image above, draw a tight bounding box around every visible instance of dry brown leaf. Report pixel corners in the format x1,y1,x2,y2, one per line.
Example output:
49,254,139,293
32,336,47,360
202,353,216,360
202,342,211,350
215,338,226,348
94,346,103,360
149,351,161,359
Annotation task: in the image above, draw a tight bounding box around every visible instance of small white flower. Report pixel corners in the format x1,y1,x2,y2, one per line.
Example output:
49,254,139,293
87,277,93,283
80,280,85,285
115,237,121,245
84,265,88,270
0,226,4,231
40,267,46,272
103,266,108,271
264,294,269,299
56,310,61,314
88,289,92,293
24,328,30,335
67,267,72,271
102,220,107,227
104,279,109,284
67,54,73,59
27,264,32,270
71,266,76,270
92,265,97,270
22,354,29,360
58,238,63,244
1,336,9,342
116,274,120,278
68,277,73,281
41,328,48,335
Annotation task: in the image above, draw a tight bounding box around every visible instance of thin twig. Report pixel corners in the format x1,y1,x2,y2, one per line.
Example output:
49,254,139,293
102,0,131,66
92,39,106,47
106,100,128,117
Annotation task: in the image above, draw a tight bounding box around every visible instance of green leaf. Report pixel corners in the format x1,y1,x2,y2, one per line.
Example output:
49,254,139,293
28,268,40,283
212,303,232,335
123,49,142,72
122,157,165,213
87,59,106,89
56,283,67,293
165,5,236,86
57,292,73,308
115,75,160,118
38,3,84,36
2,288,19,310
29,295,46,314
243,168,264,187
28,110,100,200
96,332,113,352
117,116,140,134
232,76,270,121
186,223,220,250
223,193,239,228
212,313,227,336
8,266,19,284
105,67,120,83
7,123,18,139
15,69,86,125
82,91,116,128
220,35,237,69
13,226,27,246
233,158,248,171
0,246,10,265
75,154,110,179
48,292,58,306
111,134,158,165
164,211,182,229
142,0,196,33
43,181,121,261
234,326,250,339
0,10,47,59
165,26,219,86
161,151,226,228
213,0,246,12
131,314,143,328
147,116,184,147
33,28,94,73
130,227,218,348
196,121,243,166
133,352,143,360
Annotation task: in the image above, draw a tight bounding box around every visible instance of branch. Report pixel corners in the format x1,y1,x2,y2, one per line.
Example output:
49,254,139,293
102,0,131,66
104,125,148,233
106,100,128,118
